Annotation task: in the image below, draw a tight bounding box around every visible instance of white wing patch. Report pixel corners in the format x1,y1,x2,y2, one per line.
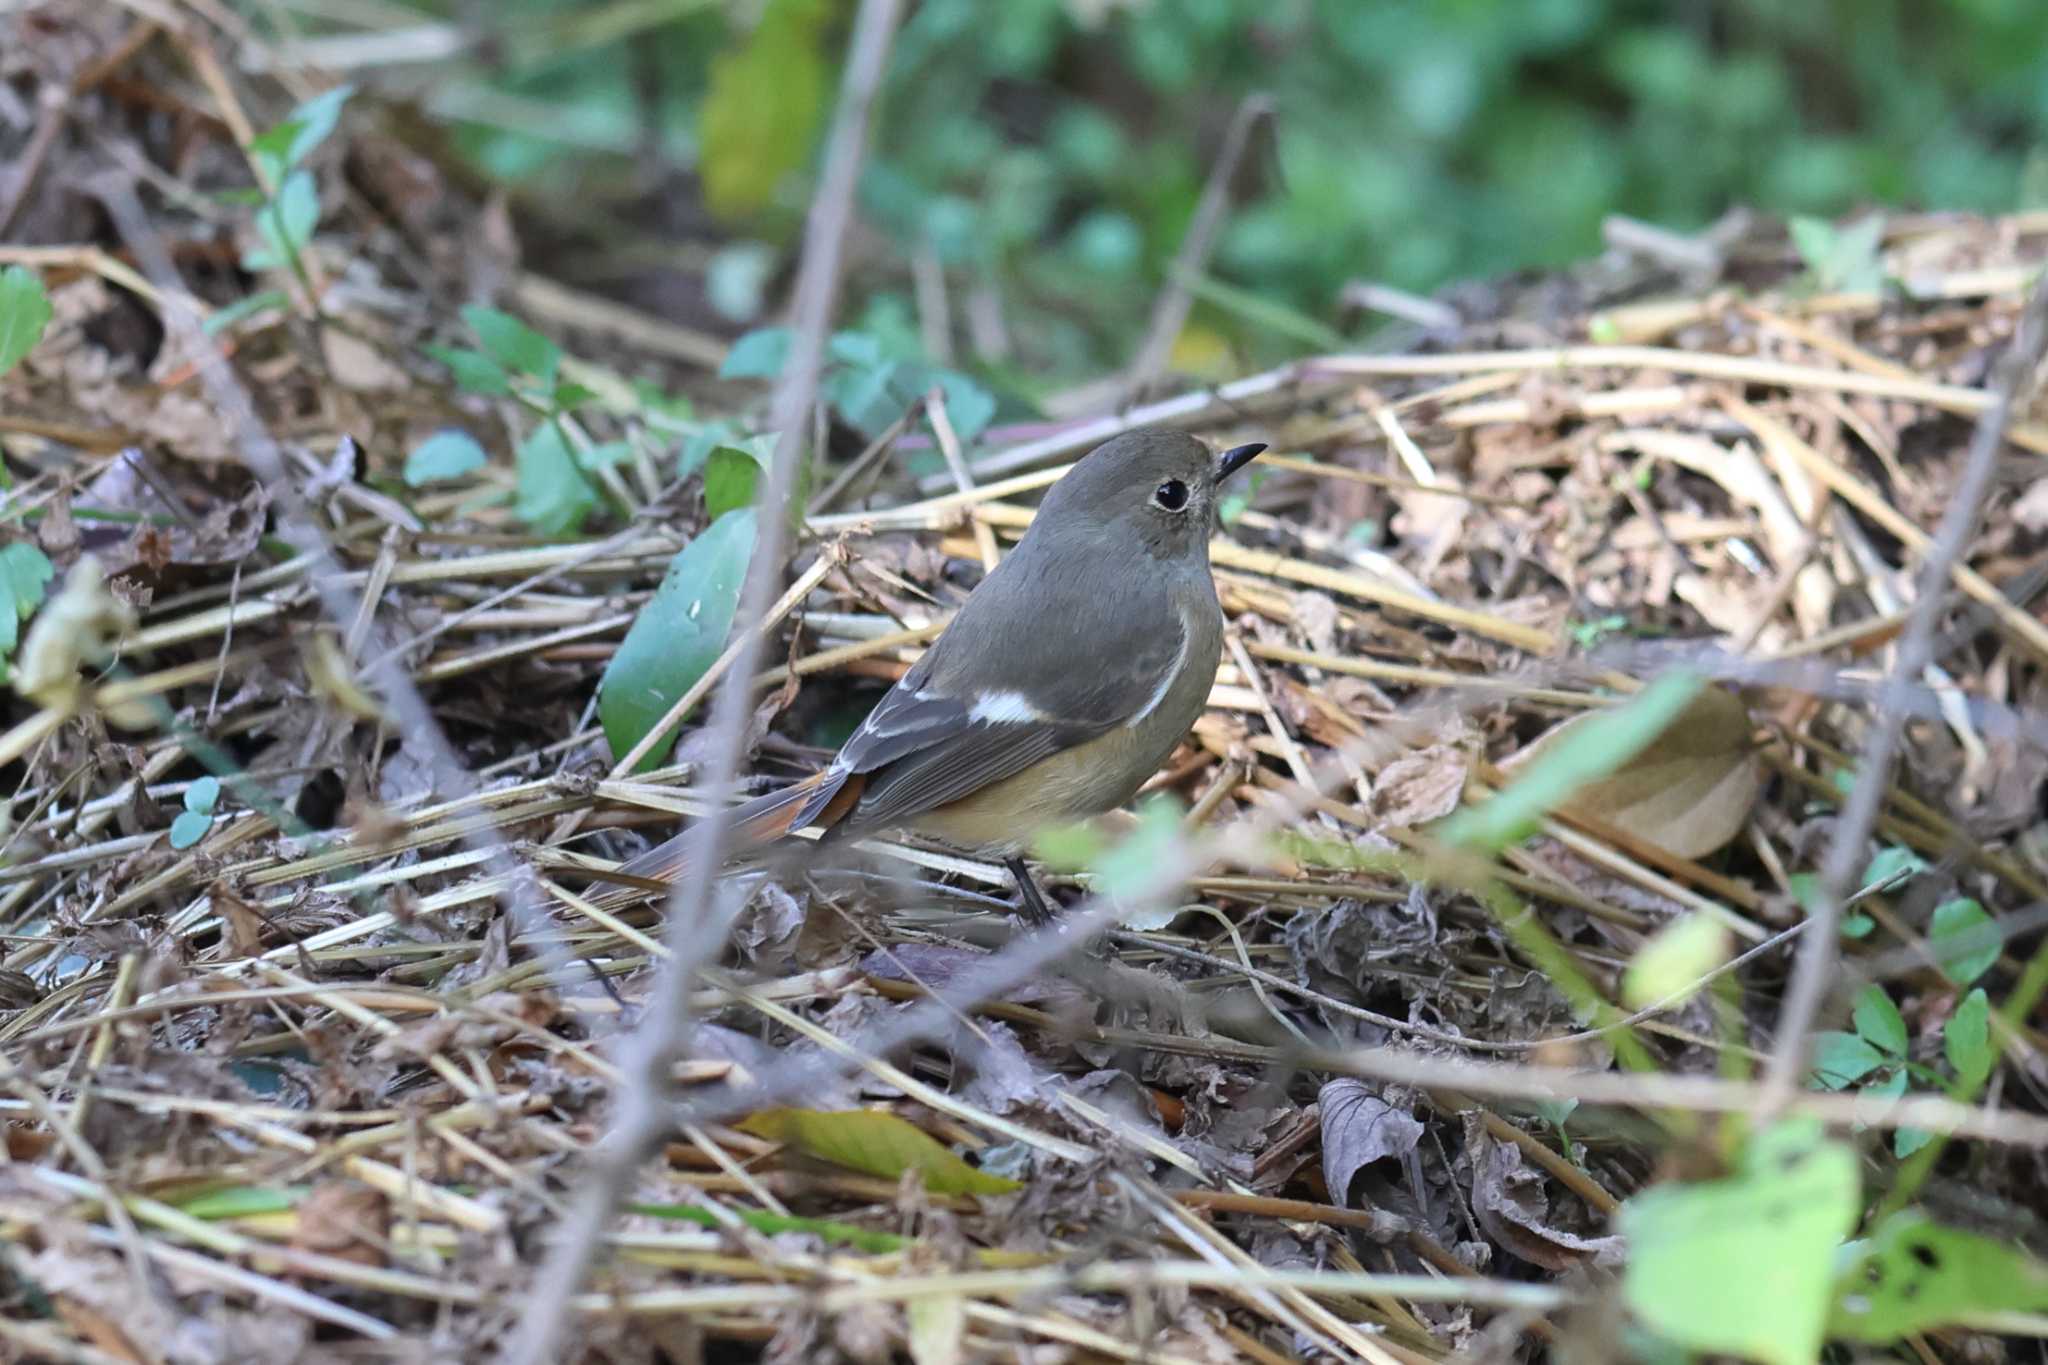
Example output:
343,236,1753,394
969,691,1049,725
1128,607,1191,728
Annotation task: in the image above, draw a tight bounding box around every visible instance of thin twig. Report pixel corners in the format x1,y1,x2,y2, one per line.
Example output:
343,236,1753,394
1760,272,2048,1104
1124,93,1272,396
496,3,905,1358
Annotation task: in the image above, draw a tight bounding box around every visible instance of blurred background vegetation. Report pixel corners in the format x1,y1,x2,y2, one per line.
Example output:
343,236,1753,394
268,0,2048,391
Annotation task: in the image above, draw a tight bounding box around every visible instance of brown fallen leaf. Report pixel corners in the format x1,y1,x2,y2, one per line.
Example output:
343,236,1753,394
1503,684,1761,859
289,1179,391,1270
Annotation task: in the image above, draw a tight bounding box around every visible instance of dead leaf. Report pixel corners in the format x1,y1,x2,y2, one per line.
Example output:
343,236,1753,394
289,1179,391,1269
1373,745,1469,828
1319,1079,1424,1208
1504,685,1761,858
319,323,408,391
1464,1117,1623,1271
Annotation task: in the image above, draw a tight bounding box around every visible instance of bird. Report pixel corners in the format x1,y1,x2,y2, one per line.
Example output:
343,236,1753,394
610,427,1266,922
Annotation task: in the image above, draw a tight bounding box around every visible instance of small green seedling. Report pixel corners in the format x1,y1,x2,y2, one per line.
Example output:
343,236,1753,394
169,776,222,850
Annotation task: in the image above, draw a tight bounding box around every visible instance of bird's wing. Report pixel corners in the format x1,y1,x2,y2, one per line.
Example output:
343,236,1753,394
831,588,1193,829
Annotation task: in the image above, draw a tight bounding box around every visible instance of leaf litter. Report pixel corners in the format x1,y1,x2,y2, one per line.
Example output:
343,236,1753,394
0,15,2047,1365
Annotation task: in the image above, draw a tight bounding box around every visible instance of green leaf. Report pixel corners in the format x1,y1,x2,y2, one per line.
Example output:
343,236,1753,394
598,509,757,772
577,440,636,471
0,542,54,658
700,0,829,220
1622,913,1732,1010
1092,794,1189,928
1830,1212,2048,1342
1929,898,1998,985
247,119,307,186
827,358,912,435
175,1185,302,1220
719,327,792,379
703,447,762,521
461,306,560,384
404,430,488,487
184,776,221,816
1944,987,1992,1088
1851,983,1907,1056
244,170,320,271
169,809,214,850
515,421,597,535
1892,1123,1933,1158
1437,672,1705,856
425,344,512,398
0,266,55,378
1621,1121,1859,1365
551,380,599,411
249,84,355,180
1860,844,1926,894
202,289,290,337
626,1200,906,1253
1809,1031,1885,1090
736,1107,1023,1197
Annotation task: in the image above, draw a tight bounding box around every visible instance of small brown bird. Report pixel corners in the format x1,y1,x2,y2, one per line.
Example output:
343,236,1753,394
616,427,1265,920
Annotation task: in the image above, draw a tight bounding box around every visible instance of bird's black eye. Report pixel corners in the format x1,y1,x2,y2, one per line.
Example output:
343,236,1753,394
1153,479,1190,511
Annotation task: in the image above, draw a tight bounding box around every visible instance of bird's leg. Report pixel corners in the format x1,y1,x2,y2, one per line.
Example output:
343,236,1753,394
1004,856,1058,924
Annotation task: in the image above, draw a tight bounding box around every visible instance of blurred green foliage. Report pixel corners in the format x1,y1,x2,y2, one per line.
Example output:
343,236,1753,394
355,0,2048,384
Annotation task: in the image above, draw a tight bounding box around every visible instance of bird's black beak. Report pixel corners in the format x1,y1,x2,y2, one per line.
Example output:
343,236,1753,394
1217,442,1266,482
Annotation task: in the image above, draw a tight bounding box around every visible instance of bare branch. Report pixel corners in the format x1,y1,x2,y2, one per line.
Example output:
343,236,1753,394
495,2,906,1358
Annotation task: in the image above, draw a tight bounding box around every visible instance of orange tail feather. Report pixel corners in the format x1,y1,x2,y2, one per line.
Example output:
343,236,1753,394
605,767,865,890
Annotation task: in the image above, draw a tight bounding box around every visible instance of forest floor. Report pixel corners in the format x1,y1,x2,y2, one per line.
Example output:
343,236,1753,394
3,11,2048,1364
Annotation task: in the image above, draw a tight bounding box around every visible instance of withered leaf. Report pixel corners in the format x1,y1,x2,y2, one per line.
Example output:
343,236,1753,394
1505,684,1760,858
1319,1079,1424,1208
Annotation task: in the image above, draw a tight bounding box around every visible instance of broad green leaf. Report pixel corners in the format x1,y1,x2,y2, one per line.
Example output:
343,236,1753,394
1830,1212,2048,1342
404,430,488,487
1944,987,1992,1088
1860,845,1926,893
245,170,320,271
1928,898,1998,985
598,509,756,772
1851,983,1907,1056
1098,795,1189,927
1810,1031,1886,1089
1892,1123,1932,1158
249,84,355,180
0,542,54,656
737,1107,1023,1197
551,380,599,411
1621,1121,1858,1365
247,118,307,186
699,0,828,220
626,1201,907,1253
1622,913,1731,1010
184,776,221,816
424,344,511,397
462,306,560,384
515,421,597,535
703,447,762,521
828,358,906,435
1438,672,1705,856
0,266,54,378
169,809,214,850
719,327,792,379
933,369,997,440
